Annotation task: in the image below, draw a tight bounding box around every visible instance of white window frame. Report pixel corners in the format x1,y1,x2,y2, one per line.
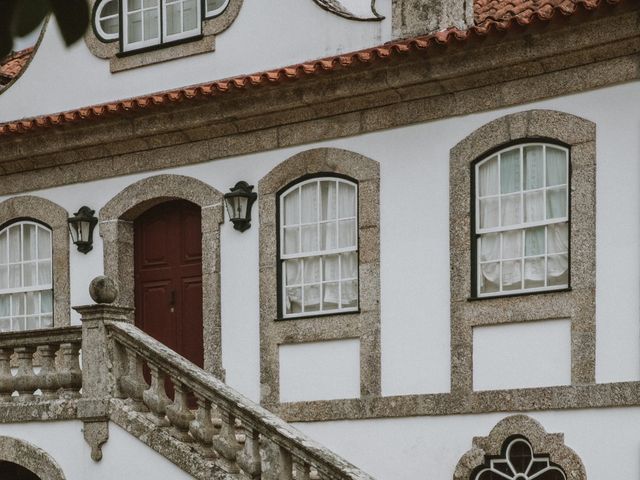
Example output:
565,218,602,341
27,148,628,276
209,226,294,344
0,221,53,332
163,0,202,44
204,0,230,18
474,143,570,298
94,0,120,41
279,177,359,319
122,0,162,52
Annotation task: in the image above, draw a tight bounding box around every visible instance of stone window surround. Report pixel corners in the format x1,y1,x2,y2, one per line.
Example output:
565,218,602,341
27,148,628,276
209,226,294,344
0,196,70,328
0,436,67,480
99,174,225,378
85,0,243,72
454,415,586,480
258,148,381,406
449,110,596,396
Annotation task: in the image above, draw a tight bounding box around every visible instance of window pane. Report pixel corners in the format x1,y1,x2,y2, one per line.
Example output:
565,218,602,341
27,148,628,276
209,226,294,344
41,315,53,328
206,0,227,13
144,0,158,6
524,257,545,288
301,225,318,253
143,9,159,41
0,231,6,264
41,290,53,314
322,282,339,310
0,295,8,317
480,234,500,262
183,0,198,31
26,292,38,315
500,149,521,194
283,227,299,255
341,280,358,308
37,226,51,259
546,147,567,186
9,264,21,288
323,255,339,282
300,183,318,223
480,263,500,294
127,11,142,42
320,222,337,250
26,316,40,330
525,227,545,256
524,146,544,190
479,197,499,229
303,285,320,312
320,181,336,221
0,318,9,332
13,317,26,331
0,267,7,290
165,2,181,35
23,224,36,260
341,252,358,279
38,260,52,286
104,0,119,15
23,262,36,287
101,17,119,35
524,191,544,223
501,194,521,226
9,226,20,262
502,230,521,259
548,254,568,286
304,257,321,283
286,287,302,314
548,223,568,254
128,0,141,10
502,260,522,291
478,156,498,197
338,219,356,249
12,293,25,316
338,183,356,219
283,189,300,226
285,260,301,286
546,187,567,219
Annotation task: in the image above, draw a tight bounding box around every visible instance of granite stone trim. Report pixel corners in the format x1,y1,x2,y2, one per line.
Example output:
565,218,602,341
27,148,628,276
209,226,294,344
453,415,586,480
0,196,70,327
99,174,225,378
258,148,381,406
392,0,473,38
85,0,243,72
0,435,67,479
0,8,638,193
269,381,640,422
449,110,596,397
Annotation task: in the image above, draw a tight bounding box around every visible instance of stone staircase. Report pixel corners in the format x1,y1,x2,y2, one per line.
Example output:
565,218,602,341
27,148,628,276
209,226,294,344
0,299,376,480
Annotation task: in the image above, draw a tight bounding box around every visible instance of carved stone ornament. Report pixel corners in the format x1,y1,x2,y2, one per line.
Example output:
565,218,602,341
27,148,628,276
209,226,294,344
454,415,586,480
312,0,384,20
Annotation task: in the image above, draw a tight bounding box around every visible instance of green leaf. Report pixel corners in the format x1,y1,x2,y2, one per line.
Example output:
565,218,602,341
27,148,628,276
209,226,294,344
49,0,89,47
12,0,50,37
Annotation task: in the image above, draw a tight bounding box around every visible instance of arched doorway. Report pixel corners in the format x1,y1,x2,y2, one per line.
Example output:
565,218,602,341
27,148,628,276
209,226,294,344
0,460,41,479
134,200,204,367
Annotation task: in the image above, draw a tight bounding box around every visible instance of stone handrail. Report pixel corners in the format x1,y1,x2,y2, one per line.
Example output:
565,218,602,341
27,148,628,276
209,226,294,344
106,319,376,480
0,326,82,402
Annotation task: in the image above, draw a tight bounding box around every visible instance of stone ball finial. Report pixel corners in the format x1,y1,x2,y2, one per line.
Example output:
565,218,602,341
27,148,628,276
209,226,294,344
89,276,118,304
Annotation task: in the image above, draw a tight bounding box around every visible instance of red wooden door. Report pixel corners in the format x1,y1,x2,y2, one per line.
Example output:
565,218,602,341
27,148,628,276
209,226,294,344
134,200,204,368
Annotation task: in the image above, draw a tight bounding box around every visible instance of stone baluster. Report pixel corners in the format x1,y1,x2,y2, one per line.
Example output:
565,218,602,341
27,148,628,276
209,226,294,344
120,349,148,411
212,407,241,472
142,364,171,426
293,458,311,480
237,426,262,479
0,348,14,402
165,379,195,442
279,446,293,480
13,347,37,401
189,394,216,456
37,344,60,400
58,342,82,399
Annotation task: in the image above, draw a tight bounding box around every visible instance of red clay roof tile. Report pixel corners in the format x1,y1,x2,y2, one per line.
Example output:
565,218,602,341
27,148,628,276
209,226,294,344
0,0,625,137
0,47,34,84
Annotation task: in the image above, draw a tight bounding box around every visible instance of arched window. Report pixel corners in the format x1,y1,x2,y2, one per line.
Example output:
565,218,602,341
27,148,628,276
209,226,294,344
0,221,53,331
205,0,230,17
94,0,119,42
279,176,358,318
474,143,569,296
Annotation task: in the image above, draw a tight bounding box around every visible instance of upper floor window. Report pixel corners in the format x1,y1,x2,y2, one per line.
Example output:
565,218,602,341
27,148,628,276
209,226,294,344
0,221,53,331
93,0,230,51
279,177,359,318
474,144,569,297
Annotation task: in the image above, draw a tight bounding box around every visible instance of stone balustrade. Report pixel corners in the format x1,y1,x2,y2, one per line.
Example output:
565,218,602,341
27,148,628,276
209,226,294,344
106,320,375,480
0,327,82,402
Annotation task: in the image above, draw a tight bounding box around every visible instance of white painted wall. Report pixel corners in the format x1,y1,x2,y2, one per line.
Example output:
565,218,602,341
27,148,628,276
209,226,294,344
294,407,640,480
0,0,391,122
0,421,192,479
473,320,572,391
1,80,639,403
279,339,361,402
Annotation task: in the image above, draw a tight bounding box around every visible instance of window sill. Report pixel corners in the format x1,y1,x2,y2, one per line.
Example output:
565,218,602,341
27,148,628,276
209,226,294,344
116,34,204,58
467,286,572,302
276,309,361,322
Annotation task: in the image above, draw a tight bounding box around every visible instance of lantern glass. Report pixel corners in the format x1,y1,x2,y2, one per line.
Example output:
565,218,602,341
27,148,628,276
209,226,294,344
68,206,97,254
223,181,257,232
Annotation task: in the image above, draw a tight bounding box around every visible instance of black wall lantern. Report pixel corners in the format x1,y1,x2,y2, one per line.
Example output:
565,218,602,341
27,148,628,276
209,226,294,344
224,181,257,232
68,206,98,254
